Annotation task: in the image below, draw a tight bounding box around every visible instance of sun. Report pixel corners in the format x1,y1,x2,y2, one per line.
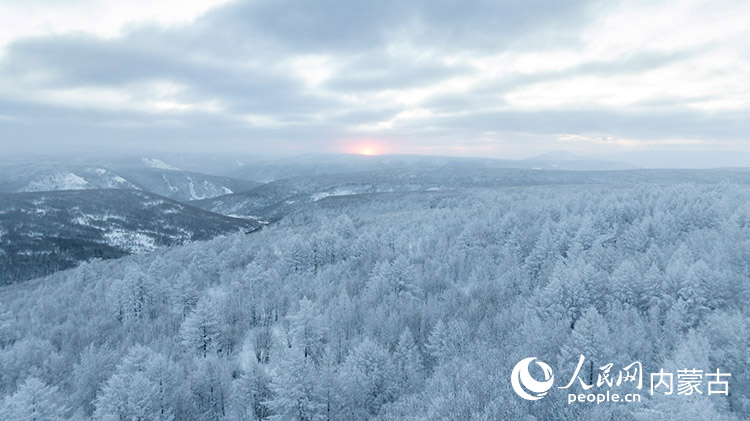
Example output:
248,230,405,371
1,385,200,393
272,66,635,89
345,142,384,156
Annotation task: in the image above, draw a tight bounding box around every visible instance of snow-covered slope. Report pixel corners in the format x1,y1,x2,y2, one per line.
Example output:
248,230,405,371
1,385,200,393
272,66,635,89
114,167,259,201
232,153,639,182
523,150,638,170
141,157,179,170
0,163,261,202
195,167,750,221
0,189,259,284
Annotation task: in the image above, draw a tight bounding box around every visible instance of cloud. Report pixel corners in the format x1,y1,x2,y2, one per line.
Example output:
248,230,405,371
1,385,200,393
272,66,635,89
0,0,233,49
0,0,748,157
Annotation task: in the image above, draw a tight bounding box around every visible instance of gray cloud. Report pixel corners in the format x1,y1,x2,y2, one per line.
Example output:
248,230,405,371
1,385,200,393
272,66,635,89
0,0,748,157
323,52,475,92
202,0,594,53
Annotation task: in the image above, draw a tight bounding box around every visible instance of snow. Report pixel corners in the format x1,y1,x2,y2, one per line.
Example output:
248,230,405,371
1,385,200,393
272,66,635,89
89,168,137,188
228,214,268,224
188,177,200,200
21,168,137,192
24,172,91,191
104,229,158,253
17,249,53,256
72,215,89,225
143,199,168,208
102,173,133,188
163,174,179,193
311,192,332,201
142,157,179,170
110,175,130,186
72,212,122,225
187,178,228,200
238,332,255,371
311,188,356,201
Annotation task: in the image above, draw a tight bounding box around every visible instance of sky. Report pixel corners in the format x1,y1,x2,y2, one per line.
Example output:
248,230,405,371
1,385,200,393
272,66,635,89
0,0,749,159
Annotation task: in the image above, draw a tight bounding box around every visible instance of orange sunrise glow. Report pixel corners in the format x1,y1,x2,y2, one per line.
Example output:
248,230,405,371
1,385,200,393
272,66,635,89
345,142,385,156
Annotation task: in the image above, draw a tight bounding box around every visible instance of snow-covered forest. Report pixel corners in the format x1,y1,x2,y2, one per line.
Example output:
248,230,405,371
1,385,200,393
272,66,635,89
3,0,750,417
1,179,748,420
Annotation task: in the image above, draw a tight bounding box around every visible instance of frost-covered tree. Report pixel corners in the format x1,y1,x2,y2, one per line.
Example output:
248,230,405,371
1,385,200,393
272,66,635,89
0,181,748,420
70,345,118,416
267,348,326,421
184,355,232,420
0,377,66,421
558,307,612,388
289,297,325,361
94,346,181,421
394,328,425,394
337,339,397,418
181,295,224,358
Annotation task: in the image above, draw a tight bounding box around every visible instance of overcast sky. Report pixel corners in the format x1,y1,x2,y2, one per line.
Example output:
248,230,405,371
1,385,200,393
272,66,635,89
0,0,748,159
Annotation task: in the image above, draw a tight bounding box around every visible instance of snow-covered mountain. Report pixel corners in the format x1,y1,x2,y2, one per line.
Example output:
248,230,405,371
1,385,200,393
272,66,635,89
0,163,261,202
195,166,750,221
604,150,750,169
141,157,179,170
231,152,639,182
114,167,261,201
1,176,748,420
523,150,638,170
0,189,259,284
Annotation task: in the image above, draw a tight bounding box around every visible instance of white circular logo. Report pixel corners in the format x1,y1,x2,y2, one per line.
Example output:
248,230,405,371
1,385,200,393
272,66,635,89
511,357,555,400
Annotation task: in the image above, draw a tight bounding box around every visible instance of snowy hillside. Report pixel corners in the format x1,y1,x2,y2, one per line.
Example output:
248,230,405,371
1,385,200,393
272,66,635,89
0,179,748,420
232,153,639,182
196,167,750,220
0,189,258,284
0,162,261,202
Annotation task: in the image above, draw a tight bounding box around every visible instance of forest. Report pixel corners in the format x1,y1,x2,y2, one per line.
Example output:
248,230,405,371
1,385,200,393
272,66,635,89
0,179,748,420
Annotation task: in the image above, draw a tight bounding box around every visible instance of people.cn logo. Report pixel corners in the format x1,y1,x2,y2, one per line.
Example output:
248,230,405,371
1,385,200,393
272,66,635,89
511,357,555,400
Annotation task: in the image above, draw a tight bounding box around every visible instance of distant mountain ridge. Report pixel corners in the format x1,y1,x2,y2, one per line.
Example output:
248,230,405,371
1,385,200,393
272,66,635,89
231,152,639,182
0,162,261,202
603,150,750,169
0,189,258,284
196,166,750,221
526,150,595,161
523,150,638,170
